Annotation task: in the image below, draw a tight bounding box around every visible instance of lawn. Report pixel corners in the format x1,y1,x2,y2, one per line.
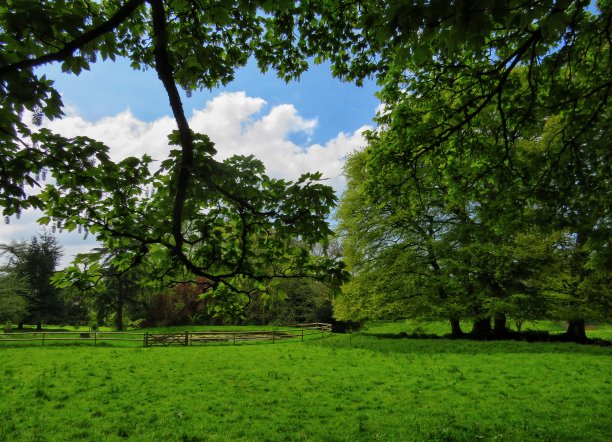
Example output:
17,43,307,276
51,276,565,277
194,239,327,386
0,325,328,349
1,329,610,441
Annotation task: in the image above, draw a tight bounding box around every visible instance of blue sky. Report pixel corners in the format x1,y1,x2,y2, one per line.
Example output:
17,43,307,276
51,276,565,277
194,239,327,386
42,57,380,146
3,56,380,266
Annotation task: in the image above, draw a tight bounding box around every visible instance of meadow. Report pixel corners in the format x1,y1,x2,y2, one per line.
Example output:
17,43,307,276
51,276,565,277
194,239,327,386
0,325,329,349
1,323,610,441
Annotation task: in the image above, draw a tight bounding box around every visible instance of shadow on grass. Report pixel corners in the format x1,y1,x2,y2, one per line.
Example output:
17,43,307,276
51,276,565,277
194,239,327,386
318,333,611,356
364,329,610,345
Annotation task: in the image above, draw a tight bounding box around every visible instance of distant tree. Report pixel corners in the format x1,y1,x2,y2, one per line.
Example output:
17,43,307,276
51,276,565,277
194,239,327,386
141,278,211,327
0,232,63,330
0,274,29,326
245,277,333,325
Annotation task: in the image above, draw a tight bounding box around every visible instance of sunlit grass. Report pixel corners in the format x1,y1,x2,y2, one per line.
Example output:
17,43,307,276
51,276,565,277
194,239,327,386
1,331,610,441
0,325,327,349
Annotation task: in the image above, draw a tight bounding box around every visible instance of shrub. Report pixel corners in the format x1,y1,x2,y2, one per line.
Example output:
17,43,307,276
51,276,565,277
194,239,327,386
3,321,13,333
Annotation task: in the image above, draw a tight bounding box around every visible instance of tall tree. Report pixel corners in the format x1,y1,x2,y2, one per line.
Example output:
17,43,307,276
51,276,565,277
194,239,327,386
1,1,351,307
1,1,609,325
0,232,63,330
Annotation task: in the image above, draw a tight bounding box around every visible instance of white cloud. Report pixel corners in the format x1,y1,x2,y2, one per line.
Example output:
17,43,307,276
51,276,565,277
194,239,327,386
39,91,367,188
5,92,369,267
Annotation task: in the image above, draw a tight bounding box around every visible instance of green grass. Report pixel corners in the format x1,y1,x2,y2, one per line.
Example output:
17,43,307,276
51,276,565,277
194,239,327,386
0,325,326,349
0,331,610,441
7,324,289,333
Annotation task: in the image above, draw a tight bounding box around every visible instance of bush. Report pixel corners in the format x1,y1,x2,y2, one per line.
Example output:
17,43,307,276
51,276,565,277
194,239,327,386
3,321,13,333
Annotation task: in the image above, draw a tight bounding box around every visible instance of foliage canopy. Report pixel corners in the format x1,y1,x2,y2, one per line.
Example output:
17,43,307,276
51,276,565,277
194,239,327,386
1,1,610,325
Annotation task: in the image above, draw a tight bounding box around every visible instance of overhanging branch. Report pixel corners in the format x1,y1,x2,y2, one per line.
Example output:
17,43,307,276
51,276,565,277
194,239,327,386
148,0,193,254
0,0,146,77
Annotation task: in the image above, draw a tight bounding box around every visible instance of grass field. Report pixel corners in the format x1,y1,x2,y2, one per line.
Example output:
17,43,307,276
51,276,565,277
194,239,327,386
0,325,328,349
1,327,610,441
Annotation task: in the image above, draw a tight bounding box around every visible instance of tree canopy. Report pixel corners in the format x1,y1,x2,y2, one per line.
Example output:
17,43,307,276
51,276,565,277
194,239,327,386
1,0,353,306
334,1,611,340
1,1,610,329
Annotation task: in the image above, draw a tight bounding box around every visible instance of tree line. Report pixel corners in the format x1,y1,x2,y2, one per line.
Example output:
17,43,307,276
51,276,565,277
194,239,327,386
0,233,334,331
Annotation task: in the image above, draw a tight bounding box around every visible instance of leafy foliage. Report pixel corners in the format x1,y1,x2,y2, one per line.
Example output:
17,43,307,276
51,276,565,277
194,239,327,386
336,53,611,338
0,232,63,328
0,274,29,325
1,1,352,315
1,1,610,327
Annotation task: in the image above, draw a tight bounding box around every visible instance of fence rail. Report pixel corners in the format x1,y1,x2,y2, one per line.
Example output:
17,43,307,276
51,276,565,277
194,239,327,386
0,324,332,348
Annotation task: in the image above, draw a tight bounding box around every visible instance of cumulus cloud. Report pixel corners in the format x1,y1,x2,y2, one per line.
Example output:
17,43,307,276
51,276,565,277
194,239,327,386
40,91,367,190
4,92,369,267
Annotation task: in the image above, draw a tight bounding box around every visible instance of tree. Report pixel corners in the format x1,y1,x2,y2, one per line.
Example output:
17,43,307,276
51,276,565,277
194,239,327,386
337,89,609,341
1,1,609,326
0,274,29,327
335,149,471,332
0,232,63,330
141,278,211,327
356,2,611,338
1,1,354,307
244,277,333,325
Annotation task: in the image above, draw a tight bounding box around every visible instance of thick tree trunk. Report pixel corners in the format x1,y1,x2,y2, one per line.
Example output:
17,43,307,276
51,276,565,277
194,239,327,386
17,322,24,330
450,318,463,338
36,320,42,331
493,313,508,337
566,319,587,342
471,317,492,339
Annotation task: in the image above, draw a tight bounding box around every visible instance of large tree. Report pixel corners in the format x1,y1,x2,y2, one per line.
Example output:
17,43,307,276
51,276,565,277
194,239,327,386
336,68,610,340
333,1,610,340
1,0,351,304
1,1,609,324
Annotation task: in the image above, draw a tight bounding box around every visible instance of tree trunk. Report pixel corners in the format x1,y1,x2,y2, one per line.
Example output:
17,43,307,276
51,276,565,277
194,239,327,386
493,313,508,338
566,319,587,342
450,318,463,338
515,319,524,332
36,320,42,331
17,322,24,330
115,296,124,331
471,317,492,339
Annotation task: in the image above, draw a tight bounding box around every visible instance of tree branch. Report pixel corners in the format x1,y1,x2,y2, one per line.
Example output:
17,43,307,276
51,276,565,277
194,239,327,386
0,0,146,77
148,0,193,254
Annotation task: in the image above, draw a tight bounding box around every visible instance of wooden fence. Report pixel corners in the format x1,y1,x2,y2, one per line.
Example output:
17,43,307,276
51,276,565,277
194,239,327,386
0,323,332,348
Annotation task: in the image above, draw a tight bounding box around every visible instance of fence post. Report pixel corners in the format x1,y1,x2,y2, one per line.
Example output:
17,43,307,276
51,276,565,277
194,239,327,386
301,329,304,342
272,329,275,344
42,332,45,347
144,332,148,347
233,332,236,345
185,331,189,346
94,332,97,347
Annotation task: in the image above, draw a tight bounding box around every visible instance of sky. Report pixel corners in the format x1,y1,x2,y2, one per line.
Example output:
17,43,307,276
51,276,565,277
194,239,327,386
1,56,381,268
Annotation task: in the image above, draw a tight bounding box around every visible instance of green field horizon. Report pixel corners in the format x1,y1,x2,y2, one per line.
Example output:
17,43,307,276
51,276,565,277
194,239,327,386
1,323,610,441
